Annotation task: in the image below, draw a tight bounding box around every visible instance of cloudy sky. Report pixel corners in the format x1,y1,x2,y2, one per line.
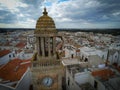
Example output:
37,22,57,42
0,0,120,29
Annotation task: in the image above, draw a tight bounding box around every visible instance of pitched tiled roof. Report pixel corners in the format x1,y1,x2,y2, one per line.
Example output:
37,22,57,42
16,42,26,48
0,58,31,81
16,49,22,53
76,49,80,52
0,50,11,57
92,69,114,80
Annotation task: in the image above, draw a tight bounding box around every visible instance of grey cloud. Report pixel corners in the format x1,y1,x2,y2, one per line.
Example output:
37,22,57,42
0,9,17,24
16,0,44,20
21,0,44,8
61,0,120,23
0,0,120,28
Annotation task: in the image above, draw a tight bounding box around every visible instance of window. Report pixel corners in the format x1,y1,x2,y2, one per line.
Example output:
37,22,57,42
9,55,11,58
13,54,15,57
68,77,70,86
115,55,117,58
94,81,98,89
71,54,74,58
84,58,88,62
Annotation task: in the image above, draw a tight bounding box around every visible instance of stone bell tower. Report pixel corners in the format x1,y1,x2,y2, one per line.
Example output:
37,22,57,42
31,8,63,90
35,7,57,60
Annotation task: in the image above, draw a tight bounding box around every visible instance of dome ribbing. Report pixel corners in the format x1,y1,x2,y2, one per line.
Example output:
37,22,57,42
35,8,56,33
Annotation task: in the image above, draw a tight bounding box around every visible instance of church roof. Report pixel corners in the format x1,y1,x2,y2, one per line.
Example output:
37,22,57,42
0,58,31,82
0,50,11,57
15,42,26,48
35,8,56,33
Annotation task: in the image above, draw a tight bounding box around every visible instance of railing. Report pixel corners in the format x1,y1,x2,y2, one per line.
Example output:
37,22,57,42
32,60,61,67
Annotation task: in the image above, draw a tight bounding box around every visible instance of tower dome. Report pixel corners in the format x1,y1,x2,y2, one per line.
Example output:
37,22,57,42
35,8,56,34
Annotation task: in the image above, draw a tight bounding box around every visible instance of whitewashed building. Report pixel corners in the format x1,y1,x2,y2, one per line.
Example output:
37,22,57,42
0,50,15,66
79,47,108,61
108,49,120,65
66,64,120,90
64,44,76,58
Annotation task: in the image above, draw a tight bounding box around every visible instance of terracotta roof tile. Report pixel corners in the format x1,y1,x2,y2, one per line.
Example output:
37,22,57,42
16,49,22,53
76,49,80,52
0,50,11,57
92,69,114,80
0,58,31,81
16,42,26,48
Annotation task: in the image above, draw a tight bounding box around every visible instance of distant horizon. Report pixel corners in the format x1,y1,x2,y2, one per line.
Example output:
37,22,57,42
0,27,120,36
0,27,120,30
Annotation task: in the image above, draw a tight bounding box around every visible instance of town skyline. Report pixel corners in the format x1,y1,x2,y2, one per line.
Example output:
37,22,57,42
0,0,120,29
0,6,120,90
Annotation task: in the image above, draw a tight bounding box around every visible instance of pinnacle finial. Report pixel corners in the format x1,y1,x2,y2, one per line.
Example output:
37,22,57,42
43,7,48,15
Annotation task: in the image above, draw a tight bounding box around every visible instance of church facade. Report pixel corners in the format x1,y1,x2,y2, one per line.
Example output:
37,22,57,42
31,8,64,90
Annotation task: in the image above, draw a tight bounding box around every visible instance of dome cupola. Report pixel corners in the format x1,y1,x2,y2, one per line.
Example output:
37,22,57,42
35,7,56,34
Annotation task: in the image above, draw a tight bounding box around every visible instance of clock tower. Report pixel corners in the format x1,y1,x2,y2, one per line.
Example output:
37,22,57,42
31,8,63,90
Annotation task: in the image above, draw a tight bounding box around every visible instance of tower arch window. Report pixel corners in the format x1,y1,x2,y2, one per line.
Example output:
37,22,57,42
68,77,70,86
84,58,88,62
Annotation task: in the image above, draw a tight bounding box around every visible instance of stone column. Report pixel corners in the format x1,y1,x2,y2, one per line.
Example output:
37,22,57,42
53,37,56,55
41,37,45,57
48,37,51,57
37,37,40,55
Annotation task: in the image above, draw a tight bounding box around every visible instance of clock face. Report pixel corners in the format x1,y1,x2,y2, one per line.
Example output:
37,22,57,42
42,77,53,87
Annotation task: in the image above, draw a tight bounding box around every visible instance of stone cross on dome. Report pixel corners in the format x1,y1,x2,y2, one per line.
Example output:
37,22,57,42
43,0,48,15
43,7,48,15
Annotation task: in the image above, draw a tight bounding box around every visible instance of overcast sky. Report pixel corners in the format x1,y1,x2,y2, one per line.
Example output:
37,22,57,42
0,0,120,29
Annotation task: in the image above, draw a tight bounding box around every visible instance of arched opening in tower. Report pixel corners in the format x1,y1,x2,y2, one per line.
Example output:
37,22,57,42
44,37,48,57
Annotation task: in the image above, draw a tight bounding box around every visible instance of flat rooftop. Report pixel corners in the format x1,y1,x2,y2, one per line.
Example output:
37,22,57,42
67,64,86,75
79,83,96,90
62,58,79,66
103,77,120,90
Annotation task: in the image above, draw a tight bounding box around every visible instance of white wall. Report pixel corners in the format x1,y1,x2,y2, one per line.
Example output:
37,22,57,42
64,48,69,58
79,47,108,61
0,52,15,65
0,84,14,90
0,68,32,90
88,74,94,86
88,74,105,90
64,48,76,58
118,53,120,66
17,51,24,60
108,51,120,64
0,46,13,51
75,72,90,85
66,67,107,90
24,53,33,59
16,68,32,90
113,52,119,62
97,81,105,90
66,69,81,90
